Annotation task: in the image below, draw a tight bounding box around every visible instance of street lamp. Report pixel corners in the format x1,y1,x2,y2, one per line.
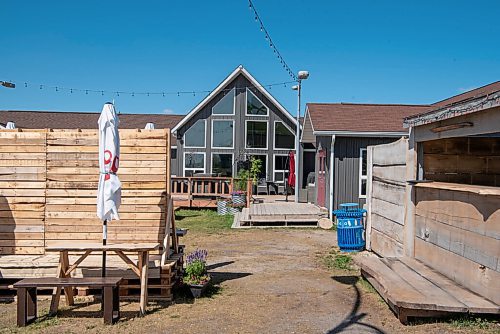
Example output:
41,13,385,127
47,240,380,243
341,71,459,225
292,70,309,203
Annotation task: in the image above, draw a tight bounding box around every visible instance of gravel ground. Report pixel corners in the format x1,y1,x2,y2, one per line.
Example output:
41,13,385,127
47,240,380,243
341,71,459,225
0,228,497,334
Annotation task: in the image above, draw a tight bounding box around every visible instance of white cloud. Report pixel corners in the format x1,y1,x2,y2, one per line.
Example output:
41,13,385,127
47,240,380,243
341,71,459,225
163,108,175,114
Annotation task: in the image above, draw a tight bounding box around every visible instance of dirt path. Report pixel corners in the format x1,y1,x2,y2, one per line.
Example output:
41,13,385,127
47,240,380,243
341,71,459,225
0,228,497,333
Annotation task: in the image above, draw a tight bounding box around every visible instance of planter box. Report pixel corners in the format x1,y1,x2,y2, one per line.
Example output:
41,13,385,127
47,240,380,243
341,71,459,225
226,207,241,215
188,279,210,298
231,194,246,206
217,200,228,215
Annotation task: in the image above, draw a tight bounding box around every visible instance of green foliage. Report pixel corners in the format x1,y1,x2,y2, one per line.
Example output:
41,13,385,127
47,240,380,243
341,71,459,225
185,259,205,278
449,315,495,329
236,156,263,190
236,169,250,191
249,156,262,184
322,248,355,271
175,209,233,233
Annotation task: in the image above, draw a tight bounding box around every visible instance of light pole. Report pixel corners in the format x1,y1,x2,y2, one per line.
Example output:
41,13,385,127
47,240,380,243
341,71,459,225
292,70,309,203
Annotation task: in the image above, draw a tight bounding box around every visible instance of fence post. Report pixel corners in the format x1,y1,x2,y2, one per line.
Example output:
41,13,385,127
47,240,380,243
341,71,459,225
229,178,234,193
246,178,252,207
188,177,192,208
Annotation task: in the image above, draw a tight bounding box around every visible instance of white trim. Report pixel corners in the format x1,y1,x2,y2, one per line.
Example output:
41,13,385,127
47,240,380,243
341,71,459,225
172,65,297,132
211,119,234,149
171,146,177,149
313,130,409,137
273,120,296,150
273,153,289,184
246,154,268,179
245,120,268,150
183,119,206,148
211,87,236,116
183,152,206,177
358,148,367,199
245,87,269,116
210,152,234,177
329,135,336,219
300,108,314,142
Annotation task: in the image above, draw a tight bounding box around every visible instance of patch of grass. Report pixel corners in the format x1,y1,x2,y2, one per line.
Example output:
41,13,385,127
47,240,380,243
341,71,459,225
28,314,60,330
357,276,376,294
322,248,355,271
175,209,234,233
449,315,496,330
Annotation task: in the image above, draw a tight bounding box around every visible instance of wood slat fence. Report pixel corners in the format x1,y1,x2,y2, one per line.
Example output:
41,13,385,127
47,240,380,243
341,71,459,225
0,129,171,256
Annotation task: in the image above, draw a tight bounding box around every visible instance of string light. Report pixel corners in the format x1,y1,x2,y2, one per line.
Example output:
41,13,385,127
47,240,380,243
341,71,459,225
4,78,297,99
248,0,297,81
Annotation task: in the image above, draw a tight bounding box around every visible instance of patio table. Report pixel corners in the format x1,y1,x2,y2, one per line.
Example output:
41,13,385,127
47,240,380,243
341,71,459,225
45,242,160,316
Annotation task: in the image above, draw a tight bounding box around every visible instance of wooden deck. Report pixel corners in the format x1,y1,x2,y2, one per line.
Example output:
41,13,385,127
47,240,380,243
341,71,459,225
236,202,328,227
355,252,500,324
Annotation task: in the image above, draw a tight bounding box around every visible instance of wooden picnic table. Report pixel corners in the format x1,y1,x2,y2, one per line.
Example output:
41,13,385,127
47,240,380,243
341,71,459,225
45,242,160,316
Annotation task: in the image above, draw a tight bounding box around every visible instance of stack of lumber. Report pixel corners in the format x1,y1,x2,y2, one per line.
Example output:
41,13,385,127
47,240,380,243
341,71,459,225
0,131,47,255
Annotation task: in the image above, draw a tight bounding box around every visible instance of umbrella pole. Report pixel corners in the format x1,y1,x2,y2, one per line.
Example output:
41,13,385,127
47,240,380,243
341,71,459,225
102,219,107,277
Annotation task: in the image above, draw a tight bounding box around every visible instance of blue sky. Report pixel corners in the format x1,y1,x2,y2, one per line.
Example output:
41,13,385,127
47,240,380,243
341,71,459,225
1,1,499,116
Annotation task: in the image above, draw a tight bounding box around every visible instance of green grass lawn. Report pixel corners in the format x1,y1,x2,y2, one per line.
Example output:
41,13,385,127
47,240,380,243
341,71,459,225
175,209,234,233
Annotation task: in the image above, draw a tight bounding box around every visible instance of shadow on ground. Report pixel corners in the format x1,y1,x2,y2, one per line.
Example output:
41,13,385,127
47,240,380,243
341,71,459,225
327,275,386,334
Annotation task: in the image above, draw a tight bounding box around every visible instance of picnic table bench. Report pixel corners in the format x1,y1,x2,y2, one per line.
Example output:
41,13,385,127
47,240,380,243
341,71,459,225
14,277,122,326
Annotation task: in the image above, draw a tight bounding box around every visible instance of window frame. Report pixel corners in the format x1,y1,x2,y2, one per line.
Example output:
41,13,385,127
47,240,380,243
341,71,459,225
183,119,206,149
211,119,235,149
245,154,268,180
273,120,296,150
245,120,269,150
245,88,269,116
359,148,367,199
273,153,289,184
183,152,206,177
211,88,236,116
210,152,234,177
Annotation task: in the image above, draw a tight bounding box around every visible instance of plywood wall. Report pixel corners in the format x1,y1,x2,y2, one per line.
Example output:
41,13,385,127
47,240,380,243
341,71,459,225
366,138,407,257
415,186,500,304
0,129,171,255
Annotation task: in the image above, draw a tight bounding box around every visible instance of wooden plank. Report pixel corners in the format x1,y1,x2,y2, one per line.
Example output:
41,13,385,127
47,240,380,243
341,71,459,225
371,213,404,243
373,165,407,184
415,215,499,271
371,138,408,165
371,197,405,225
414,237,500,305
370,229,404,258
372,180,405,205
380,258,468,311
399,257,500,313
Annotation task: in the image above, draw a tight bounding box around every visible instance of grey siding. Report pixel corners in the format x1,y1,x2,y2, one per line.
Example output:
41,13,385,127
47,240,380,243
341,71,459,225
175,73,296,179
315,136,401,211
301,111,315,144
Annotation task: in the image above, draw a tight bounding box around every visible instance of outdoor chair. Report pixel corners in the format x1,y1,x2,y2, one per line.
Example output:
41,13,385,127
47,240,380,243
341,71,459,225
256,178,268,195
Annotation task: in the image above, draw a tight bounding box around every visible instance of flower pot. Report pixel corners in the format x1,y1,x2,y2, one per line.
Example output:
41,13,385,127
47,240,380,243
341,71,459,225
231,194,246,206
188,279,210,298
217,200,228,215
226,207,241,215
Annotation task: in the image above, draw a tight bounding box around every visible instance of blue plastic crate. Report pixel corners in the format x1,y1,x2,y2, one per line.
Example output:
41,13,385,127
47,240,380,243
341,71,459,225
333,203,366,252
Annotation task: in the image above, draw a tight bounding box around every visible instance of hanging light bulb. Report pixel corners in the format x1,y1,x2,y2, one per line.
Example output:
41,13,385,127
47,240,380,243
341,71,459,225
24,83,27,88
55,87,58,92
70,88,73,93
101,91,104,96
85,90,88,95
39,85,43,90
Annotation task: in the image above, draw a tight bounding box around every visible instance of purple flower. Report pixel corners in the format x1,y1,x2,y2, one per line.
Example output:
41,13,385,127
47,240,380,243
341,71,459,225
186,249,208,265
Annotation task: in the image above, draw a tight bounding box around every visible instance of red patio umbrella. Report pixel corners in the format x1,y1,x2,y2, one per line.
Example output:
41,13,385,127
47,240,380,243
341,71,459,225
287,151,295,189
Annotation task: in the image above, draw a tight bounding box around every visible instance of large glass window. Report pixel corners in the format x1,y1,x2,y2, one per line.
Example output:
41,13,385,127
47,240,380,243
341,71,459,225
184,152,205,176
212,120,234,148
247,154,267,179
212,153,233,176
359,148,367,198
274,155,289,183
212,88,235,115
184,120,206,148
274,121,295,149
246,121,267,149
246,88,269,116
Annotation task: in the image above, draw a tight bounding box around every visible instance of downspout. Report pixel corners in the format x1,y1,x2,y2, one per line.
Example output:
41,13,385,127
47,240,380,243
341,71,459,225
329,135,336,219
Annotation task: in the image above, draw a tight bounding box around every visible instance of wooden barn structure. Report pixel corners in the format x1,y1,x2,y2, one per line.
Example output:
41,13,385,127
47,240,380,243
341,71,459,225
0,128,182,300
358,83,500,323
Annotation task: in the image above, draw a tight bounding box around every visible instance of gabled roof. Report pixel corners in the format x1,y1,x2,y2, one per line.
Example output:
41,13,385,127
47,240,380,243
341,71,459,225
0,110,184,144
172,65,296,133
432,81,500,108
306,103,432,136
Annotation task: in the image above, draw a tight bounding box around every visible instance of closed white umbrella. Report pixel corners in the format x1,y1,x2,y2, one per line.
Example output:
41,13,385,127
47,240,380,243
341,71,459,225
5,122,15,129
97,102,121,277
144,122,155,130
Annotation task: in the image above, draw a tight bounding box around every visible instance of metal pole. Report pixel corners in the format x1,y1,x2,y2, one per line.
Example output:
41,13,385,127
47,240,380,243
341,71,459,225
294,80,301,203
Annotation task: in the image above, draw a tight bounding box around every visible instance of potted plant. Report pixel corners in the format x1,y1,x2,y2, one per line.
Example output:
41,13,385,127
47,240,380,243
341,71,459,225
183,249,210,298
216,197,229,215
230,190,246,206
226,199,244,215
236,156,262,195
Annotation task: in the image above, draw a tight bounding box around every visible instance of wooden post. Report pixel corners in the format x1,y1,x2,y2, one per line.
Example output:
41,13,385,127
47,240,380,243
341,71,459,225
365,146,374,251
138,251,149,316
187,177,192,208
246,178,252,207
229,178,234,193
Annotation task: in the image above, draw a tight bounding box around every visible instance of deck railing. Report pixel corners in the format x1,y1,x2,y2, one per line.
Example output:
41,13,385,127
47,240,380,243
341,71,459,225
171,176,252,208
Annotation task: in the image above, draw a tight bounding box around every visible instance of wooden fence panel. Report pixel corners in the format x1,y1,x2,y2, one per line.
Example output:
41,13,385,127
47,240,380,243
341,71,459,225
0,131,47,255
0,129,170,255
